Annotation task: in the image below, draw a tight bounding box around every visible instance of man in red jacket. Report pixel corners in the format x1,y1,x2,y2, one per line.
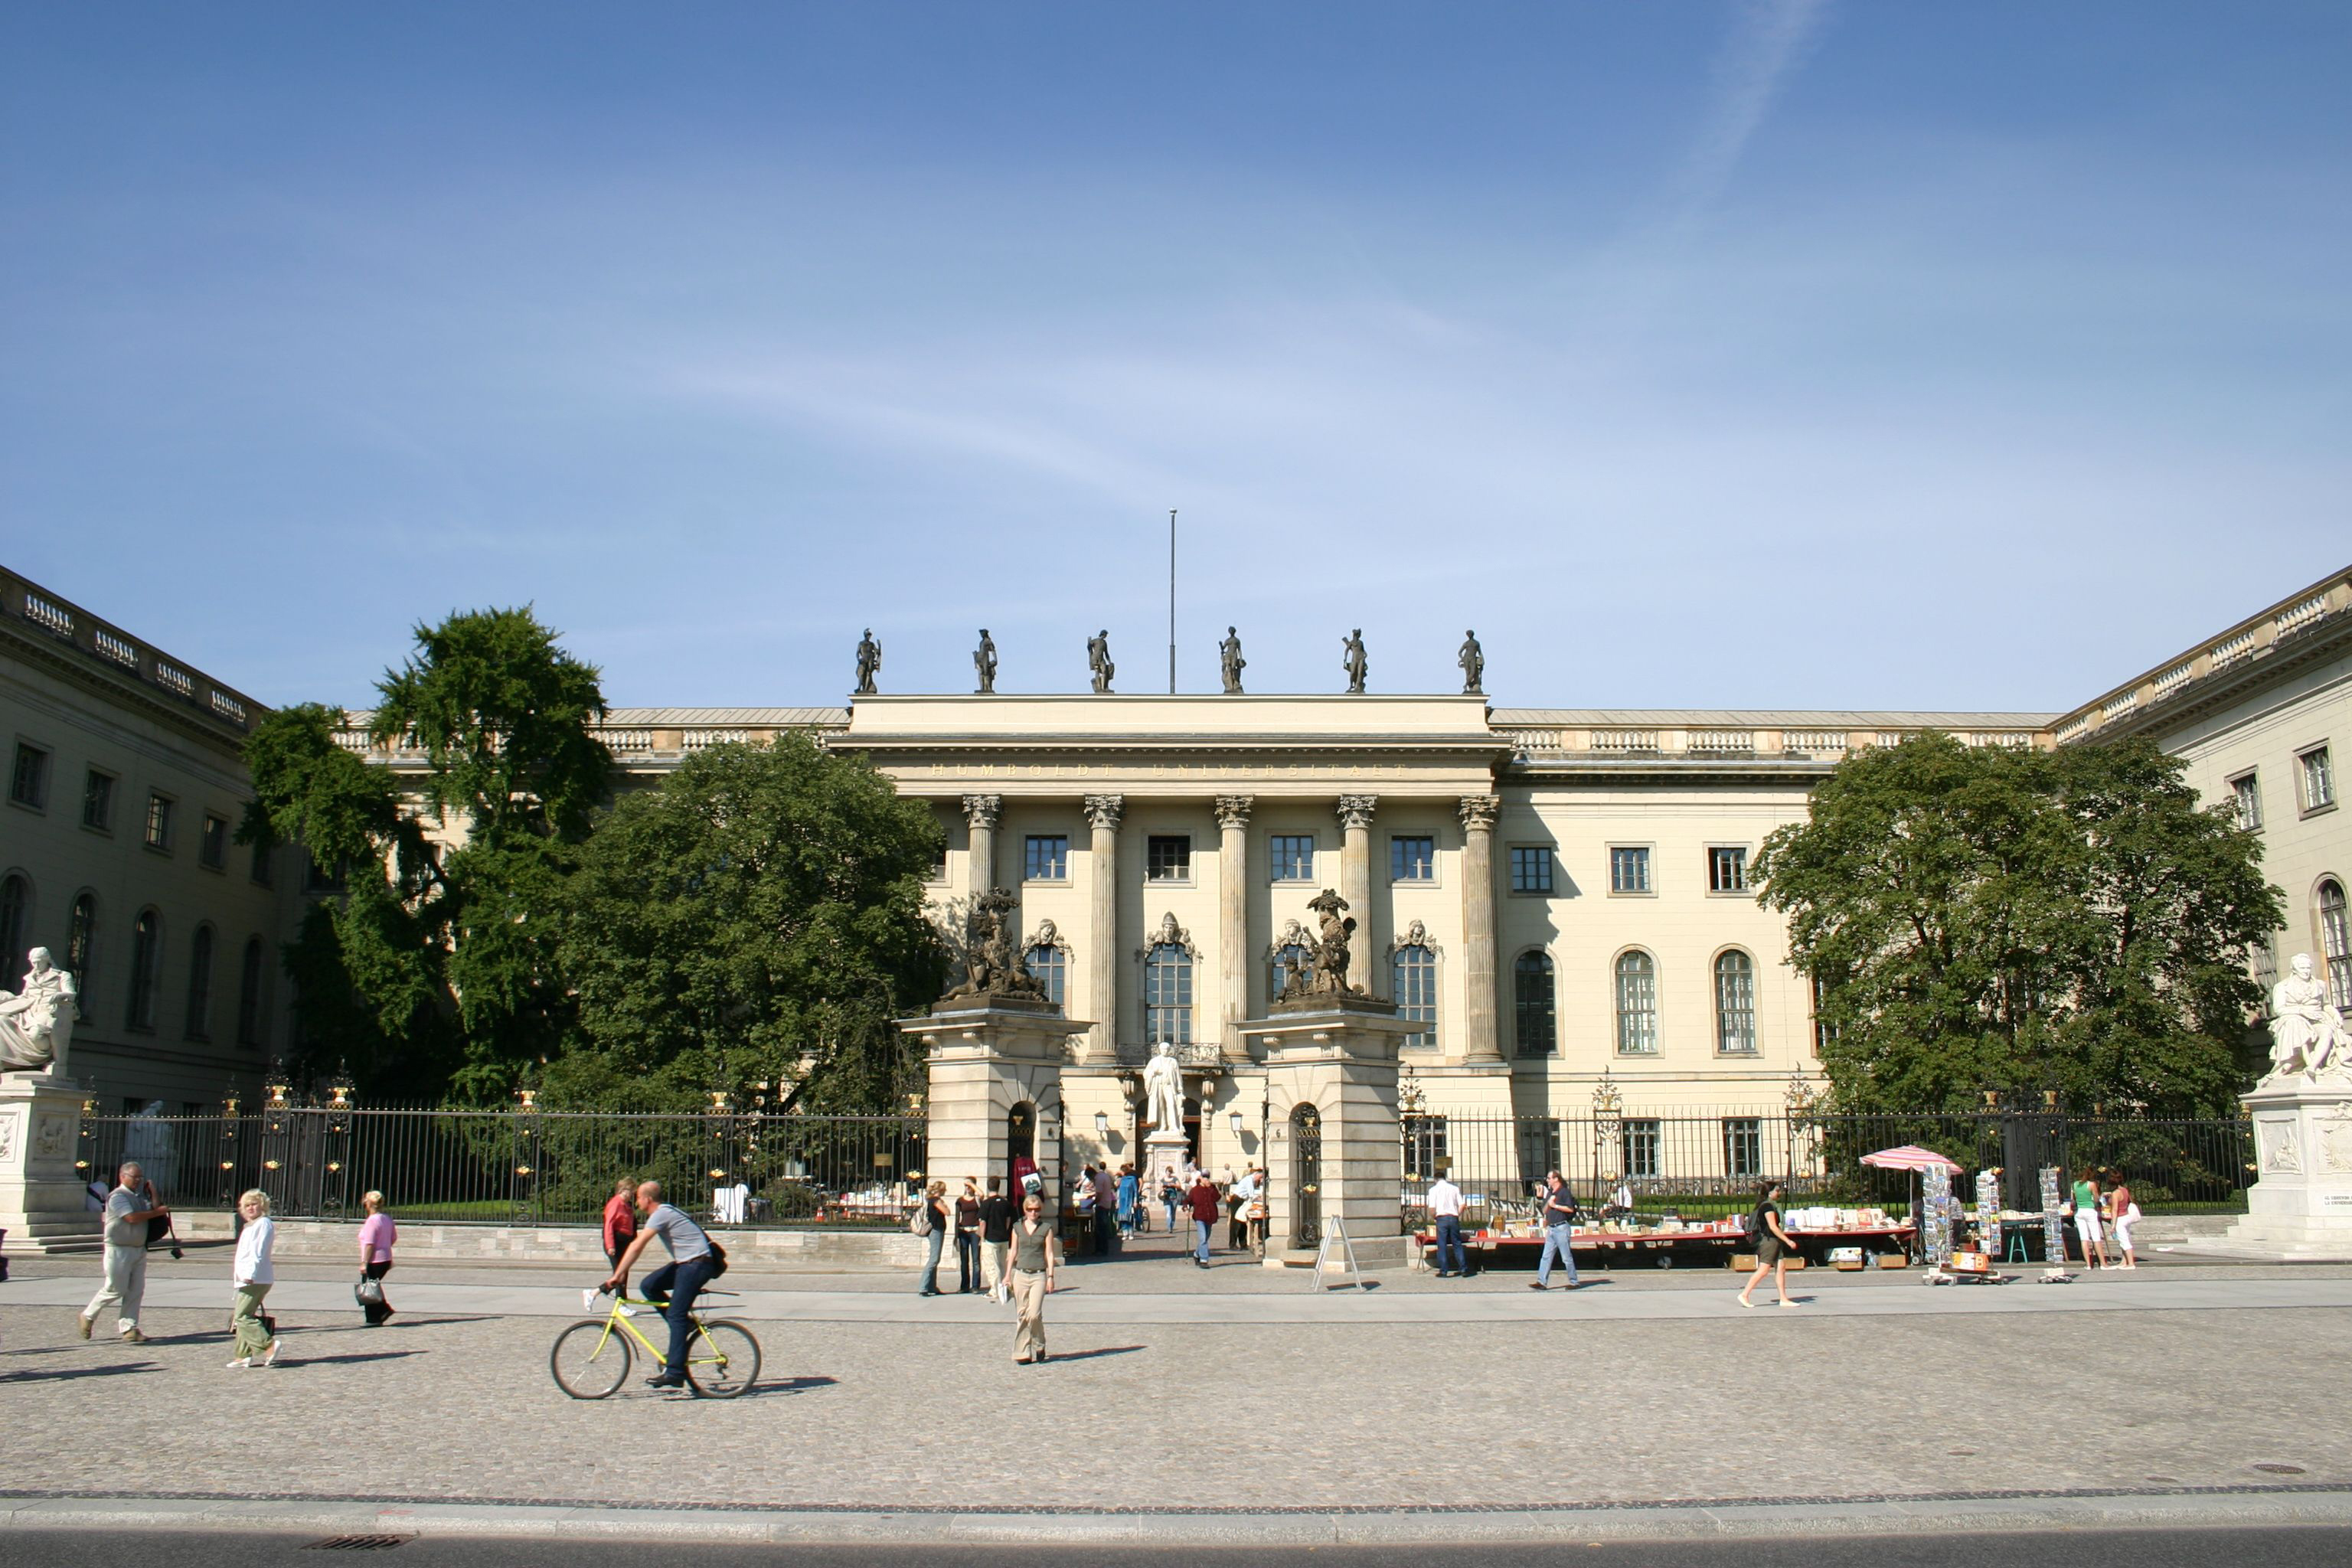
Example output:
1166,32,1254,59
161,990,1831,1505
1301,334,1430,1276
1187,1173,1222,1269
600,1176,640,1314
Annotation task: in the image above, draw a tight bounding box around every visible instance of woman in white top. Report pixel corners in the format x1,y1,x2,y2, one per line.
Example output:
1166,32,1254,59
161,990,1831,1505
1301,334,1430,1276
227,1188,282,1368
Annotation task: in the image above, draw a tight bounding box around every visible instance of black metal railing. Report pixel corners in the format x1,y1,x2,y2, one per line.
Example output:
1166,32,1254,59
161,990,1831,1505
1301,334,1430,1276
1402,1111,2254,1222
76,1106,930,1228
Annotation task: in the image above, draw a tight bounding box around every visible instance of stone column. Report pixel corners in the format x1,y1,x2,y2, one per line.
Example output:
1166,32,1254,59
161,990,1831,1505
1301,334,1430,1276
1081,794,1124,1063
1337,795,1377,996
1215,795,1253,1058
1459,794,1503,1064
962,794,1002,902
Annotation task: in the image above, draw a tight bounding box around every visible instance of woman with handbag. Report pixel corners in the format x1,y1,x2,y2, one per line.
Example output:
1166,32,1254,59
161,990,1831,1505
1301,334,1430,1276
1736,1180,1799,1309
915,1180,949,1297
355,1190,396,1326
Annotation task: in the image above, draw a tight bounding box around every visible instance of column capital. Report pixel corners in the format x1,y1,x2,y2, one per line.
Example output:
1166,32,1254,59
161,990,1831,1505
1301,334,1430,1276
1083,793,1125,831
1457,792,1501,833
962,793,1003,831
1214,794,1254,831
1336,794,1378,831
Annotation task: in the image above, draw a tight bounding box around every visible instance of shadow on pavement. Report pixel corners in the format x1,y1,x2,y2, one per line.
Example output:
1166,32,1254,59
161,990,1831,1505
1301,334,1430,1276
1040,1345,1143,1362
277,1350,421,1367
0,1362,159,1383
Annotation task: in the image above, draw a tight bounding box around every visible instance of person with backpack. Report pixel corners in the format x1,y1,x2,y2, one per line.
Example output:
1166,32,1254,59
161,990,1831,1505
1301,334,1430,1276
600,1180,725,1391
914,1179,949,1297
1736,1180,1799,1309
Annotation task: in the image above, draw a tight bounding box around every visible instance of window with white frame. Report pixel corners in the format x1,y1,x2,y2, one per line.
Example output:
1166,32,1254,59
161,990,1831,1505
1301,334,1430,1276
1723,1118,1762,1181
1623,1119,1661,1180
1609,845,1651,894
1146,835,1191,884
1269,835,1315,882
1615,950,1658,1054
1707,845,1749,893
1024,835,1068,881
2301,746,2335,812
1393,942,1437,1050
2232,772,2262,831
143,792,173,851
1390,835,1435,882
1403,1115,1449,1180
1714,949,1758,1054
2321,880,2350,1012
1022,942,1066,1005
1145,941,1193,1042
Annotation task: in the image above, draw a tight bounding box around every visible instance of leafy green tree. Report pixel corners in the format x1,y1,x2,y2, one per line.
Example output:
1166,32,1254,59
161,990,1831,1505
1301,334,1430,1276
241,608,611,1102
549,732,948,1113
1753,732,2282,1116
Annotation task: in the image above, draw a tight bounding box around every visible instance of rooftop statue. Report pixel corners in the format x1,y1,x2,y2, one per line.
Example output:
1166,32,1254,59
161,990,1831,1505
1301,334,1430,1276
973,629,998,695
1087,629,1116,694
853,629,882,696
1341,629,1367,694
1459,629,1485,696
1219,627,1246,694
0,947,77,1076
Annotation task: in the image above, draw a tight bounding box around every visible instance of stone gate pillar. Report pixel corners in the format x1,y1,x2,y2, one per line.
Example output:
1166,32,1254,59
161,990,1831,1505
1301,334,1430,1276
903,999,1091,1203
0,1071,99,1253
1250,997,1418,1268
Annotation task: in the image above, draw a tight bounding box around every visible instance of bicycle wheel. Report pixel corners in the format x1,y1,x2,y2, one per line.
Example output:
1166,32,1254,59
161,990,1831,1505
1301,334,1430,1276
685,1319,760,1398
550,1318,632,1400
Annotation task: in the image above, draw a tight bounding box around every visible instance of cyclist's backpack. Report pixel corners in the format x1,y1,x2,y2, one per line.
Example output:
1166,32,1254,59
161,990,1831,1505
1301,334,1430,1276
706,1239,728,1278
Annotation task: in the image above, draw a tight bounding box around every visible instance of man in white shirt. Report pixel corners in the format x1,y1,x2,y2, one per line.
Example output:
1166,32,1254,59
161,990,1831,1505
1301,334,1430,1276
1426,1173,1468,1278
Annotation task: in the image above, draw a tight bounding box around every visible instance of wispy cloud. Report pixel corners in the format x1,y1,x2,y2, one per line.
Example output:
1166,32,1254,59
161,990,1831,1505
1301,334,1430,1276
1664,0,1834,236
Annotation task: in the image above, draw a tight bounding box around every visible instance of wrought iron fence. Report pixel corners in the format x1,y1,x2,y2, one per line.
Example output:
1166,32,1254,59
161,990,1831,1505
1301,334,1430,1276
1402,1111,2254,1223
77,1106,930,1228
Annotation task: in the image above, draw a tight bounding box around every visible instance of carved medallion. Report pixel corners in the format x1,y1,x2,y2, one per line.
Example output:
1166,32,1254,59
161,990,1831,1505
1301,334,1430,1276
2258,1116,2304,1175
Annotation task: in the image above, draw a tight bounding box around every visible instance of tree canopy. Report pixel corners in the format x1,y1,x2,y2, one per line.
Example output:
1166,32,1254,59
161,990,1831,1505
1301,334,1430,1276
1753,732,2282,1116
548,732,947,1113
241,607,610,1101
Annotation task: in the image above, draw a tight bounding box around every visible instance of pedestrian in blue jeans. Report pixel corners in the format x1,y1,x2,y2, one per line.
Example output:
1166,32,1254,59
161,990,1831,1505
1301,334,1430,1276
1426,1172,1467,1277
1531,1170,1580,1291
1186,1173,1221,1269
601,1181,719,1390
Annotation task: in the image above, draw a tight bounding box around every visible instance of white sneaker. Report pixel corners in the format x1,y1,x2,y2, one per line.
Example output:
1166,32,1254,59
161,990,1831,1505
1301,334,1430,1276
616,1303,638,1317
225,1357,250,1370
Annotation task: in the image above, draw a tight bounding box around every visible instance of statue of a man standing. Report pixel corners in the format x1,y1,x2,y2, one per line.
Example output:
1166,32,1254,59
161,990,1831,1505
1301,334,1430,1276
1341,629,1367,694
1219,627,1246,694
1459,629,1485,695
0,947,78,1076
1142,1040,1184,1132
853,629,882,696
1087,629,1116,694
2266,952,2347,1081
973,629,998,694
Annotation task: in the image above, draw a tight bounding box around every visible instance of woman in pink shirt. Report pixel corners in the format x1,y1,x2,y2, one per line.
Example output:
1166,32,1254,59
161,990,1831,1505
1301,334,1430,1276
356,1190,397,1326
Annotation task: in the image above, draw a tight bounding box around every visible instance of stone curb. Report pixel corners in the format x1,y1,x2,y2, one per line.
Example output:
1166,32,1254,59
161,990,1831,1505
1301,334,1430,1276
4,1488,2351,1545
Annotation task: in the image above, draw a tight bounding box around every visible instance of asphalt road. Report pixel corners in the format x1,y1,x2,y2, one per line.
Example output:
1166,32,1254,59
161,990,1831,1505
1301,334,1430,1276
4,1527,2351,1567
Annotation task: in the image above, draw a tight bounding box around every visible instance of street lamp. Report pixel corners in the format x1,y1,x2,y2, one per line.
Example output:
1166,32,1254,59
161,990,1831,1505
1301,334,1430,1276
1093,1109,1110,1138
328,1060,355,1110
1228,1109,1243,1139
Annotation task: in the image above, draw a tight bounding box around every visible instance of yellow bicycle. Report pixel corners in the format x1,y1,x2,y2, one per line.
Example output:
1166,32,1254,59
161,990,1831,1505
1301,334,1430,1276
550,1289,761,1399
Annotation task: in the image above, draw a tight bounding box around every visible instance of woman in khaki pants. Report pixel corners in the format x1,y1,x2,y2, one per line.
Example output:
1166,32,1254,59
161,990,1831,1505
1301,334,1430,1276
1007,1191,1059,1364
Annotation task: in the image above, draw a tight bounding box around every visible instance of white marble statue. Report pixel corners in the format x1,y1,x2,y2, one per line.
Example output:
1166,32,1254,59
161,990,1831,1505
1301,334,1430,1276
2265,953,2347,1083
0,948,77,1076
1142,1041,1185,1134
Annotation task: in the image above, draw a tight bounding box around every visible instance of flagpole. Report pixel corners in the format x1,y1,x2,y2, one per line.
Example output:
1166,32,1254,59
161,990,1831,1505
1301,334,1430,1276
1168,508,1178,695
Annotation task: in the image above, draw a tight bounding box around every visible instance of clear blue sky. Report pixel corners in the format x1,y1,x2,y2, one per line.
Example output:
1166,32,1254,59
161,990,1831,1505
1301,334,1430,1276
4,3,2345,711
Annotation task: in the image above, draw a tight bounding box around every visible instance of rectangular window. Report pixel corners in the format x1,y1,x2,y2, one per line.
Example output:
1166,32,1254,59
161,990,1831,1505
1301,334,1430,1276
143,792,174,851
1509,846,1554,894
2231,772,2262,831
250,839,275,887
200,813,230,871
1624,1120,1661,1181
2301,745,2336,812
1609,845,1651,894
1269,835,1315,882
305,853,345,893
1146,835,1191,884
1708,846,1749,893
1404,1116,1449,1181
1390,835,1435,882
1723,1119,1762,1181
1024,835,1068,881
83,769,114,831
8,743,48,808
1517,1122,1563,1191
1811,975,1838,1056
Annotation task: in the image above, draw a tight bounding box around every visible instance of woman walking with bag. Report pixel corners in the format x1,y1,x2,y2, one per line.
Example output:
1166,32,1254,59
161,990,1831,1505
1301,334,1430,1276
355,1190,396,1326
1736,1180,1799,1309
954,1178,983,1294
227,1188,283,1368
916,1180,949,1297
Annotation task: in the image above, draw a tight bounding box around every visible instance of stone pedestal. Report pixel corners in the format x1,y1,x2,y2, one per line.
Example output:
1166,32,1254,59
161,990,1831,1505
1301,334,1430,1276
1141,1129,1190,1192
0,1072,99,1253
2219,1080,2352,1259
1250,998,1419,1268
903,999,1092,1204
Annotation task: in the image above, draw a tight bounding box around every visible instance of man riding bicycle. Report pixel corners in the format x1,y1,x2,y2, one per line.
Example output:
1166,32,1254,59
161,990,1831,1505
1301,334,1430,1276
600,1180,717,1391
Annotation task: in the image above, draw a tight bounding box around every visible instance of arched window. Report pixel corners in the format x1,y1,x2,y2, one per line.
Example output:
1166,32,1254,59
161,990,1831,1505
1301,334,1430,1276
1393,942,1437,1050
126,908,162,1031
1145,942,1193,1044
1022,942,1066,1007
1714,949,1757,1054
1270,942,1312,999
0,874,28,988
1615,949,1658,1054
237,935,267,1048
185,924,215,1040
2321,879,2351,1011
1513,950,1556,1057
67,892,96,1019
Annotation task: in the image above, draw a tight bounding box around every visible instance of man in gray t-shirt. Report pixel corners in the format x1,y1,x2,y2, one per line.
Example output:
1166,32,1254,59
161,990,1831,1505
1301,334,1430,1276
602,1181,717,1390
81,1162,168,1344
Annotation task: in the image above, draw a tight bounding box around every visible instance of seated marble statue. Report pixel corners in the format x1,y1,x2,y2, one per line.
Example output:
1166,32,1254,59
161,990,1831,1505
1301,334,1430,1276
2267,952,2347,1082
0,947,77,1074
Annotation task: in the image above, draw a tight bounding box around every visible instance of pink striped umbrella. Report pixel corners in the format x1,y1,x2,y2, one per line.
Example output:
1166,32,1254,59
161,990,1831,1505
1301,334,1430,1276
1862,1145,1964,1173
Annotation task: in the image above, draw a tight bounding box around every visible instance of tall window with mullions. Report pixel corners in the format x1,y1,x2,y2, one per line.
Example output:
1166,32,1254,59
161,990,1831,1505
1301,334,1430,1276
1269,942,1311,999
1023,942,1066,1007
1393,942,1436,1050
1513,951,1556,1055
2321,879,2351,1011
0,874,28,988
1145,942,1192,1044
